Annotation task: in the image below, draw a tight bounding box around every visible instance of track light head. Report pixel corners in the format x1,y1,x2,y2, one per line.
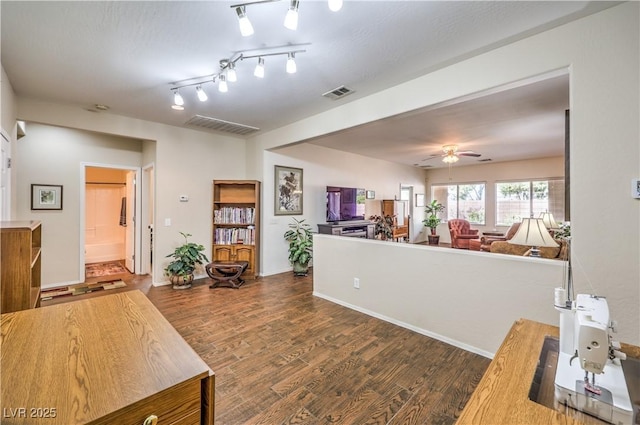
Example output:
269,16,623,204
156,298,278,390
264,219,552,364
236,6,254,36
284,0,299,30
196,86,208,102
173,90,184,106
286,52,297,74
328,0,343,12
227,62,237,82
254,57,265,78
218,75,228,93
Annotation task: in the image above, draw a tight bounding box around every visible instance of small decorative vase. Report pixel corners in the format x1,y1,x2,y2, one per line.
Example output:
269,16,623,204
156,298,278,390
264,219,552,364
170,273,194,289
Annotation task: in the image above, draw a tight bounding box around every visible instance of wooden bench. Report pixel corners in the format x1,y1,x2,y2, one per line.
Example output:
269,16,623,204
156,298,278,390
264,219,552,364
205,261,249,289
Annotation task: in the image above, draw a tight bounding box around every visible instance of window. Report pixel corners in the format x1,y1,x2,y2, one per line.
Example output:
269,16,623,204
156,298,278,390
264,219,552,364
496,179,564,226
431,183,486,225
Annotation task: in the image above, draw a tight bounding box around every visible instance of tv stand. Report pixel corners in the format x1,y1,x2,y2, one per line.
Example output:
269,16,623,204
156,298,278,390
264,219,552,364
317,221,375,239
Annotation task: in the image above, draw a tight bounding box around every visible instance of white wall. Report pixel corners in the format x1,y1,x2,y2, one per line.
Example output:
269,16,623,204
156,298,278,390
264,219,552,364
250,3,639,345
261,143,427,275
15,124,143,286
425,156,564,243
313,235,564,356
12,102,246,286
1,65,18,218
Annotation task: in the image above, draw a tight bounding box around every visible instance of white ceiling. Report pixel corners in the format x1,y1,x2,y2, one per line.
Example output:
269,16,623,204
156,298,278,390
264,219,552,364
1,1,616,168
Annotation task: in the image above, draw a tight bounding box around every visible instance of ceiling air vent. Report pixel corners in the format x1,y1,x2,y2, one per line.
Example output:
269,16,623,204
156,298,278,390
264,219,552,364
323,85,355,100
478,158,493,162
184,115,260,136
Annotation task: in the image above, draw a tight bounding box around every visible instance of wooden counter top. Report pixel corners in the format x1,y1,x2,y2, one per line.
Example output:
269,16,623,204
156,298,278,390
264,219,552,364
1,290,214,425
457,318,639,425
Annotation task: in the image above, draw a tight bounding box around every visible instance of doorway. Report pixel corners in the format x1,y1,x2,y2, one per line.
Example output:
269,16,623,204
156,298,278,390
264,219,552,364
83,165,139,280
400,184,414,243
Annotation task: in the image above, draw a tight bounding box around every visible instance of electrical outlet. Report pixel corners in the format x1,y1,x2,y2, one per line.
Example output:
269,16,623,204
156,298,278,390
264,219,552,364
353,278,360,289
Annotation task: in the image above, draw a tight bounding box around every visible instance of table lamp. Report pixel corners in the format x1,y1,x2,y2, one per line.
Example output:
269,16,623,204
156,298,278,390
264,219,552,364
509,218,558,257
539,211,559,230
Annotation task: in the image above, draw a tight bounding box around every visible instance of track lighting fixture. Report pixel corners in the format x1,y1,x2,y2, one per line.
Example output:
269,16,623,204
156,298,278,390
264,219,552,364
328,0,343,12
196,86,208,102
235,6,254,37
283,0,299,30
254,57,265,78
169,47,306,109
286,52,297,74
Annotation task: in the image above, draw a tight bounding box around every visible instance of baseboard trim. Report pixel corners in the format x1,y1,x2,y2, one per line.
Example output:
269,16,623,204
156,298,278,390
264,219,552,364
312,291,494,360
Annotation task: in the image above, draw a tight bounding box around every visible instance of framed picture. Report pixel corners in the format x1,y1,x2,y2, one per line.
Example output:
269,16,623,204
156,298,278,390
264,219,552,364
31,184,63,210
416,193,425,207
366,190,375,199
275,165,303,215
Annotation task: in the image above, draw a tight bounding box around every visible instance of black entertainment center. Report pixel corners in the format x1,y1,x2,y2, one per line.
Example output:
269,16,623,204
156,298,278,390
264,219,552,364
317,221,375,239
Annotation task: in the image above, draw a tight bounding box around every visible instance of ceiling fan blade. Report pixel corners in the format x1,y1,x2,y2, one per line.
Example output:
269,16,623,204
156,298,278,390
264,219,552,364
458,151,481,157
421,155,441,161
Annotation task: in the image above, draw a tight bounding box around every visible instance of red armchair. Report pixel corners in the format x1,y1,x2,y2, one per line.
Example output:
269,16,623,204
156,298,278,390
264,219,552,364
448,219,480,249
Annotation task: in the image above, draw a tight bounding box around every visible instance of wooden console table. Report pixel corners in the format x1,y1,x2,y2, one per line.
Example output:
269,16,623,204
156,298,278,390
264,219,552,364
457,319,640,425
1,290,214,425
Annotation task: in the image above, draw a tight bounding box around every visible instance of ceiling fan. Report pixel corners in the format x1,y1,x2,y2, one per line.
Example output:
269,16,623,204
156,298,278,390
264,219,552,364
423,144,482,164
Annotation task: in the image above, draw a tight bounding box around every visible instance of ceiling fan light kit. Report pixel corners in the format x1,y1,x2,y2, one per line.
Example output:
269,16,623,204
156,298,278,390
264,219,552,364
422,144,482,165
169,0,342,110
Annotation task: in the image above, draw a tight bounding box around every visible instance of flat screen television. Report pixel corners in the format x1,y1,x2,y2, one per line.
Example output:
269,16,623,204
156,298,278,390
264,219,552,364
326,186,366,222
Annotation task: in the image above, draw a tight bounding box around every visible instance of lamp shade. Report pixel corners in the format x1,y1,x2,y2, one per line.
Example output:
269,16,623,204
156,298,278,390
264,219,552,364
539,212,559,229
509,218,558,248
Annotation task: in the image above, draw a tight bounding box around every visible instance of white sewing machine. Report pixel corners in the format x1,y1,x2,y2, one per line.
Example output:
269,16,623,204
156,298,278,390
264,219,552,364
554,293,633,424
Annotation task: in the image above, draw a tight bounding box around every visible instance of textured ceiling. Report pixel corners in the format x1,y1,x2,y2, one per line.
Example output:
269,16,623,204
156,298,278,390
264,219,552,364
1,1,616,167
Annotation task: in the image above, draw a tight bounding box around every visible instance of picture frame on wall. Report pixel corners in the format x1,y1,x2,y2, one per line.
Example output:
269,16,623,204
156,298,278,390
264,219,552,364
31,184,63,210
275,165,303,215
366,190,375,199
416,193,425,207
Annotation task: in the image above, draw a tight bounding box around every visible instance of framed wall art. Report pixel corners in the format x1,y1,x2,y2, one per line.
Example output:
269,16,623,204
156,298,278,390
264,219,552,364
31,184,63,210
366,190,375,199
416,193,425,207
275,165,303,215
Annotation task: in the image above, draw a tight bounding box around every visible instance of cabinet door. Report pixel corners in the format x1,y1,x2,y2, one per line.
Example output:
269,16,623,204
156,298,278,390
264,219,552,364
235,246,255,275
213,246,233,262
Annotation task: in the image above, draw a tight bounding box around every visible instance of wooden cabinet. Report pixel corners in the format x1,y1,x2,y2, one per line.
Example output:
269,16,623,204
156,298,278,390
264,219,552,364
213,180,260,278
382,200,409,241
1,220,42,313
1,290,214,425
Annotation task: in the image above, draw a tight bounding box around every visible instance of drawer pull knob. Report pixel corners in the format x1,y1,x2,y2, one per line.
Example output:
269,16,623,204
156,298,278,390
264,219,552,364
143,415,158,425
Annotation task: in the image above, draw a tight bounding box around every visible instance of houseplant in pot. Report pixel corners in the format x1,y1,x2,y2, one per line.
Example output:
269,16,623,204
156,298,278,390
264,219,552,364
284,218,313,276
423,200,445,245
164,231,209,289
369,214,395,240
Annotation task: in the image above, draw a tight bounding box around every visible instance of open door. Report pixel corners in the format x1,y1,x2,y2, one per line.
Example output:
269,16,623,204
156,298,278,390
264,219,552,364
125,171,136,273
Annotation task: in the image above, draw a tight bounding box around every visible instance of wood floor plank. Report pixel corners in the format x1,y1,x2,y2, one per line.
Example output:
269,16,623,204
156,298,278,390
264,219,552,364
43,270,491,425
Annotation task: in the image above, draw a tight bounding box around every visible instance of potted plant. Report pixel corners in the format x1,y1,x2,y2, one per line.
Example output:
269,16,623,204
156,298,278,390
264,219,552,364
369,214,395,240
164,231,209,289
423,200,445,245
284,218,313,276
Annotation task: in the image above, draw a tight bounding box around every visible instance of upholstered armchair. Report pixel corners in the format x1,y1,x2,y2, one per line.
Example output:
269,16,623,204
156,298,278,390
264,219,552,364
478,222,521,251
448,219,480,249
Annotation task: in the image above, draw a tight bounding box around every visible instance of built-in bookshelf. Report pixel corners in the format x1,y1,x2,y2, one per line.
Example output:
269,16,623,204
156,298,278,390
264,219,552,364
212,180,260,278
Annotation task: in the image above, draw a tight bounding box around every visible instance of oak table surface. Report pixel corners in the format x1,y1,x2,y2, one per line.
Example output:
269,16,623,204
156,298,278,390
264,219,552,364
456,318,640,425
1,290,213,425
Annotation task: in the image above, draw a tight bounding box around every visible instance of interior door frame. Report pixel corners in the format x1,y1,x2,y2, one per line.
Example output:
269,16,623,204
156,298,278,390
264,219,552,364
80,162,142,281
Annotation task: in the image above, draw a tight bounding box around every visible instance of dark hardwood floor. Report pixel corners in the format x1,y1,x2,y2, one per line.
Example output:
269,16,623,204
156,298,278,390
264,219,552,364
43,270,490,425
